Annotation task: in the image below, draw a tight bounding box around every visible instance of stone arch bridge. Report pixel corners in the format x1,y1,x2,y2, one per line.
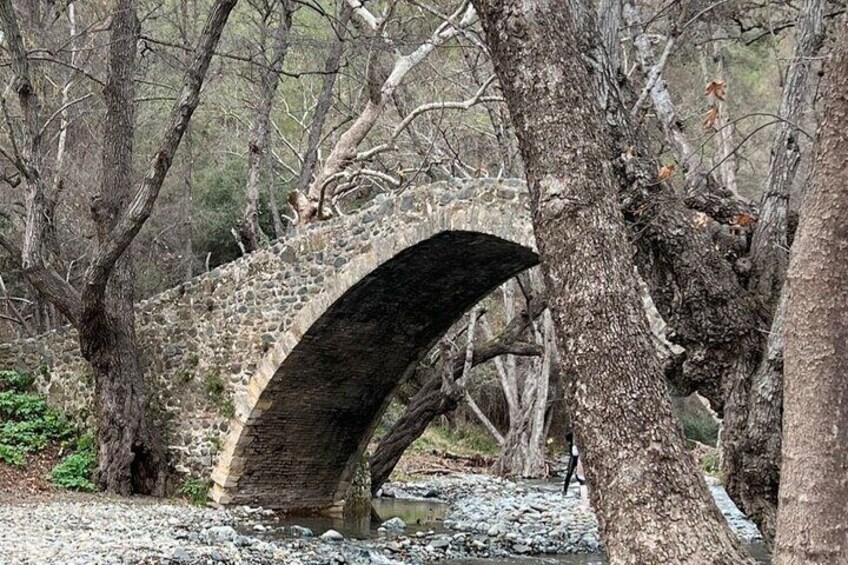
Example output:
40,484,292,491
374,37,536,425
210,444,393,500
0,179,538,512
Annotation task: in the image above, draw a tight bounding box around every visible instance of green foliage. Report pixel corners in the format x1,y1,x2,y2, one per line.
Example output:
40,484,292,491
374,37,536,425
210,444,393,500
203,373,226,403
701,450,722,478
0,370,35,393
679,408,720,447
220,399,235,419
0,391,73,466
178,369,194,384
181,477,210,505
207,433,223,454
0,372,95,487
0,391,48,420
413,424,501,457
51,433,97,491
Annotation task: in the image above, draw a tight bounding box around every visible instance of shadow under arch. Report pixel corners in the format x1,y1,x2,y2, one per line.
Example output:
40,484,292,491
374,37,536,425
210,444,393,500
216,230,538,511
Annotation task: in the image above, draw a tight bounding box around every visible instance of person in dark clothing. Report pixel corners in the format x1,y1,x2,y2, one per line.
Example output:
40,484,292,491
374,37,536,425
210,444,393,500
562,431,589,508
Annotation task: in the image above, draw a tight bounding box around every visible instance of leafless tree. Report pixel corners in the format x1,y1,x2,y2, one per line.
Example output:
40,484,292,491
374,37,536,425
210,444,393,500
0,0,238,493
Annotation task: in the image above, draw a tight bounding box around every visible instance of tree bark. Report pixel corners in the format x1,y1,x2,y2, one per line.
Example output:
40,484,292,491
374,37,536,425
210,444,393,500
496,307,553,477
0,0,239,493
81,0,165,495
240,0,294,252
774,20,848,563
721,0,823,541
370,297,544,494
748,0,824,313
181,123,194,282
472,0,754,562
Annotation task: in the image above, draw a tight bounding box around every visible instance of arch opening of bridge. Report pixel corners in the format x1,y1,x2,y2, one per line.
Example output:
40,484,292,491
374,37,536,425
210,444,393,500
210,230,538,512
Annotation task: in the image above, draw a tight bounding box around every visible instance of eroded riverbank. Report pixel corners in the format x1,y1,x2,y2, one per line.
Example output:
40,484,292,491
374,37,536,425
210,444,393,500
0,474,765,564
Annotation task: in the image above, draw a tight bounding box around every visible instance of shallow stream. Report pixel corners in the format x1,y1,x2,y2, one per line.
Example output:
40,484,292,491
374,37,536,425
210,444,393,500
274,497,449,539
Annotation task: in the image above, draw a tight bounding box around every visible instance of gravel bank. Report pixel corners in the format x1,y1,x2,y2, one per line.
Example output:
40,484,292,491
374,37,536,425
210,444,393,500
0,475,761,564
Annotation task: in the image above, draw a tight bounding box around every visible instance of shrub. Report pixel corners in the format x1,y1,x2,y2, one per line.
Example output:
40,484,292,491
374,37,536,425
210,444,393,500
51,434,97,491
701,450,722,477
181,477,210,505
0,392,73,467
0,370,35,393
203,373,226,403
679,410,719,447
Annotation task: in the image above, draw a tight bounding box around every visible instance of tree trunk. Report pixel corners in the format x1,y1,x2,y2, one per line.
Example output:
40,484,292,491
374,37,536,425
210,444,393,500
370,297,544,494
83,0,165,494
0,0,238,494
80,273,164,495
472,0,754,561
748,0,824,312
240,0,294,252
721,0,824,540
496,308,553,477
370,376,459,495
181,123,194,282
774,20,848,563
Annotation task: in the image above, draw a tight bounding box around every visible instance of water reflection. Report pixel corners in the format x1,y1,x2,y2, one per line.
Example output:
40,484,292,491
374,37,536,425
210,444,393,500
274,498,448,539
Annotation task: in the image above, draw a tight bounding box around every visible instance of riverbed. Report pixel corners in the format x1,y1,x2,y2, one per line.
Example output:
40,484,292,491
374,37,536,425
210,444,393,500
0,474,766,564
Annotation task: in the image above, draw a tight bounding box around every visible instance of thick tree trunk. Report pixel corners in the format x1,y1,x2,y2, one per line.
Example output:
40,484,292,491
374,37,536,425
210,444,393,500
748,0,823,312
473,1,754,562
370,376,459,495
724,289,786,540
774,22,848,563
80,271,164,495
721,0,823,541
240,0,294,252
0,0,238,492
83,0,165,494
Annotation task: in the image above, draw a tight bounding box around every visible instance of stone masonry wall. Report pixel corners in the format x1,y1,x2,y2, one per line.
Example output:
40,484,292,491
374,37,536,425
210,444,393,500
0,179,534,492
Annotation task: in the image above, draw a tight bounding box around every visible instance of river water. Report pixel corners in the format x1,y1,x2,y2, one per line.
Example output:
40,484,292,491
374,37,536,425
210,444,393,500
275,497,449,538
272,496,771,564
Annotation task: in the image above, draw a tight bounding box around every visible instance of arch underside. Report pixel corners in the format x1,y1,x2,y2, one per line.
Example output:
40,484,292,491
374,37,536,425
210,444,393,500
229,231,538,511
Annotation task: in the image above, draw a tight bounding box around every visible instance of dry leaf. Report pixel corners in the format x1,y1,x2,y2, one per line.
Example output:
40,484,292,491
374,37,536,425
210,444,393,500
658,164,676,181
731,213,756,228
704,79,727,100
703,106,719,130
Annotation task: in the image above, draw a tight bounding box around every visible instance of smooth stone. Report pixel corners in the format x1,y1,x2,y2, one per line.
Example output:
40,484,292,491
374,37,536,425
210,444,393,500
321,529,344,541
380,517,406,531
290,525,314,537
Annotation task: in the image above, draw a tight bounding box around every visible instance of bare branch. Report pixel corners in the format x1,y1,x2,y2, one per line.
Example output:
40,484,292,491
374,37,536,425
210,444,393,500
83,0,239,304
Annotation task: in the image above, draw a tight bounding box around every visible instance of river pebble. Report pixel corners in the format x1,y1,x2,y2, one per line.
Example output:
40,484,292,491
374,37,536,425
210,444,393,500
0,474,761,564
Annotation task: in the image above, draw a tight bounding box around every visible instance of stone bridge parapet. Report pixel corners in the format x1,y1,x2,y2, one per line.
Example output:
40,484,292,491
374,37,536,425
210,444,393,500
0,178,536,509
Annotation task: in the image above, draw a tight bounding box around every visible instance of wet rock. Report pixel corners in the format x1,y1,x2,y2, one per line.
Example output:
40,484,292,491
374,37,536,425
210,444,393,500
205,525,238,543
379,517,406,532
290,525,314,537
321,529,344,541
